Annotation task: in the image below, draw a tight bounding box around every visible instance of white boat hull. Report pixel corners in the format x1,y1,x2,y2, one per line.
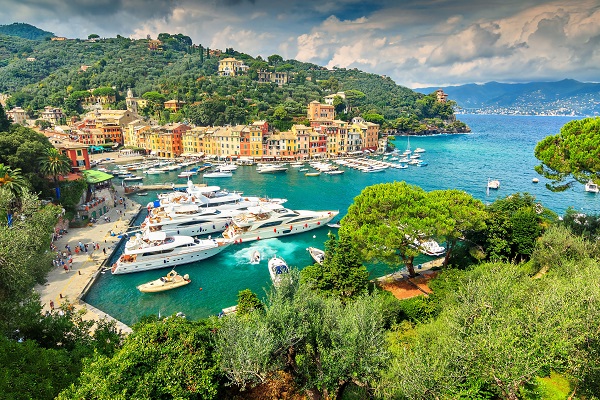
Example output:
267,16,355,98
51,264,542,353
144,218,231,237
112,240,230,274
223,212,337,243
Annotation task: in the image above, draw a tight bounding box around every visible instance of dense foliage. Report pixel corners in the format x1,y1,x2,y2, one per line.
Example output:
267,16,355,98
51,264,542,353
534,117,600,191
0,22,54,40
0,33,464,132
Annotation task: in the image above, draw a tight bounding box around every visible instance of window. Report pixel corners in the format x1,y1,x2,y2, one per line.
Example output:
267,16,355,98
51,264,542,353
76,150,82,156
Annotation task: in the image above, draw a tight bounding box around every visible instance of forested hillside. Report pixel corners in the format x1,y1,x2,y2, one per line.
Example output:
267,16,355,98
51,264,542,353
0,32,467,133
0,23,54,40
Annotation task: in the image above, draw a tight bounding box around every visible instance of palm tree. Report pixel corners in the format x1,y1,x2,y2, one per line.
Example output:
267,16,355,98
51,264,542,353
38,147,72,200
0,163,28,198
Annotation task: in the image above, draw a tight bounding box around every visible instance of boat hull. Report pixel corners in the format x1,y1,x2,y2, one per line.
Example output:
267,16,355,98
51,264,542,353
223,212,337,243
137,274,191,293
112,241,230,274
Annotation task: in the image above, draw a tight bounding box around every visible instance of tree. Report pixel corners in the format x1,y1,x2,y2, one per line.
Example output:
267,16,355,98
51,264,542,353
267,54,283,66
340,182,436,277
37,148,71,200
380,256,600,399
534,117,600,191
0,163,28,198
87,34,99,39
58,316,220,399
332,95,346,114
0,190,62,332
0,103,10,131
236,289,263,315
34,119,52,130
466,193,554,263
216,278,389,399
429,189,487,267
300,233,369,301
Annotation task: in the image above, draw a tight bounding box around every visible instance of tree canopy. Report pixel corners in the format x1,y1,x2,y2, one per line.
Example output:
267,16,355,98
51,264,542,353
534,117,600,191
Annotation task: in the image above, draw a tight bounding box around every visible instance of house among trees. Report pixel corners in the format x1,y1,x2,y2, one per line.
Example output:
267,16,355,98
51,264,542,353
257,70,289,86
218,57,249,76
41,106,65,125
164,99,185,112
7,107,27,125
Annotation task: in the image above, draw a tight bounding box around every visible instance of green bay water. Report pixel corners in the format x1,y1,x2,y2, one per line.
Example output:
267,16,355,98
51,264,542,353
85,114,597,325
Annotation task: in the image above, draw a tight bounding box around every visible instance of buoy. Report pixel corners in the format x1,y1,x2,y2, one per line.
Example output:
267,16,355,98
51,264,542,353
199,287,203,291
257,236,260,240
313,235,316,238
290,225,293,230
317,222,320,225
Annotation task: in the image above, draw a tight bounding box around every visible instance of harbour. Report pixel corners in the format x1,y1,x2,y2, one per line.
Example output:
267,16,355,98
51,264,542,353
82,114,597,326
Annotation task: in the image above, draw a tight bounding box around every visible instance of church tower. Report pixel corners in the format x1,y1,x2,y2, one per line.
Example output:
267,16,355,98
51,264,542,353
125,88,137,114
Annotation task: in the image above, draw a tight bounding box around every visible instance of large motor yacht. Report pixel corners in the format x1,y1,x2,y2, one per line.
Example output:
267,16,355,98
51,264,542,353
111,232,231,274
222,203,338,243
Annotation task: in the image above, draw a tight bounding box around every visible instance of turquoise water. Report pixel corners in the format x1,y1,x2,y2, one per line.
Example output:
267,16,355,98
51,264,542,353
85,115,598,325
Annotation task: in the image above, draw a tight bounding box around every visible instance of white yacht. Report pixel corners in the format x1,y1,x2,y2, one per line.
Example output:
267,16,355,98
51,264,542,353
268,256,289,286
585,180,599,193
256,164,288,174
151,183,286,211
203,171,233,178
141,203,242,236
416,239,446,257
111,232,231,274
222,203,338,243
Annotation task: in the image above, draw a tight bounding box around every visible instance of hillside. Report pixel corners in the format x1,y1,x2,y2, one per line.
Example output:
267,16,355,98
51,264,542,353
0,22,54,40
415,79,600,116
0,30,467,134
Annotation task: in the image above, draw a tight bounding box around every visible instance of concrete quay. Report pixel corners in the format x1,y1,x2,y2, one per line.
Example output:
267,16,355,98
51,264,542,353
35,182,143,334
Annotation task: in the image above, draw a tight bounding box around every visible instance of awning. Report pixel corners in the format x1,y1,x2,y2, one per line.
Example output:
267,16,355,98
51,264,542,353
82,170,114,184
150,151,157,155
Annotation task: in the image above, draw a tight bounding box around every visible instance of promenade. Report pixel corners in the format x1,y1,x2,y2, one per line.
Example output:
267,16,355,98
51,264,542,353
35,154,147,334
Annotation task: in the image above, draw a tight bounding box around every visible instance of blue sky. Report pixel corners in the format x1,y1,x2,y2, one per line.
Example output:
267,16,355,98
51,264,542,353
1,0,599,88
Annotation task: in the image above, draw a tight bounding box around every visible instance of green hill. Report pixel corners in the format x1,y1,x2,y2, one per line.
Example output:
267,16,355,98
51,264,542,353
0,22,54,40
0,31,467,134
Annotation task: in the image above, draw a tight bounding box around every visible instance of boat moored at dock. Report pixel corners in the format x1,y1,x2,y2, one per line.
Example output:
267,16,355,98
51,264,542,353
111,231,231,274
222,203,338,243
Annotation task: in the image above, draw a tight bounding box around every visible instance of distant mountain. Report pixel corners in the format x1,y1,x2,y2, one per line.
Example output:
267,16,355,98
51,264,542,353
0,22,54,40
415,79,600,116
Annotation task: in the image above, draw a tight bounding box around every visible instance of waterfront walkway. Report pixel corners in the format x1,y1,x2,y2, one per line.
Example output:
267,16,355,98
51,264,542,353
35,179,142,334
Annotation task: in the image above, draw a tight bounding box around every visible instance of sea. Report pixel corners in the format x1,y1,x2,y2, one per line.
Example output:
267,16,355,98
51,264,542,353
84,114,599,325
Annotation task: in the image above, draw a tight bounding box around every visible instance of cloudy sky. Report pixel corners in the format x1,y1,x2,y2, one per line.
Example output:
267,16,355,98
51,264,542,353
1,0,599,88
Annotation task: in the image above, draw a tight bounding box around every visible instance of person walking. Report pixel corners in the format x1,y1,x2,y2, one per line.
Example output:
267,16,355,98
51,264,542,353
49,300,54,310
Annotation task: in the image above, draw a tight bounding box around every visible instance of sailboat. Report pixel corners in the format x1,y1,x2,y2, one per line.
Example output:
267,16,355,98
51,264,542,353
403,136,411,156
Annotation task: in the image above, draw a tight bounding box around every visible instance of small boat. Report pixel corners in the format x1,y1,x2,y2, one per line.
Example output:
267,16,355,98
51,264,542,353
123,175,144,181
299,168,309,172
414,148,426,153
327,222,341,228
250,250,261,264
305,172,321,177
137,270,191,293
219,305,237,317
268,256,289,286
323,170,344,175
137,192,148,196
487,179,500,190
307,247,325,265
204,171,233,178
532,178,539,183
585,180,599,193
